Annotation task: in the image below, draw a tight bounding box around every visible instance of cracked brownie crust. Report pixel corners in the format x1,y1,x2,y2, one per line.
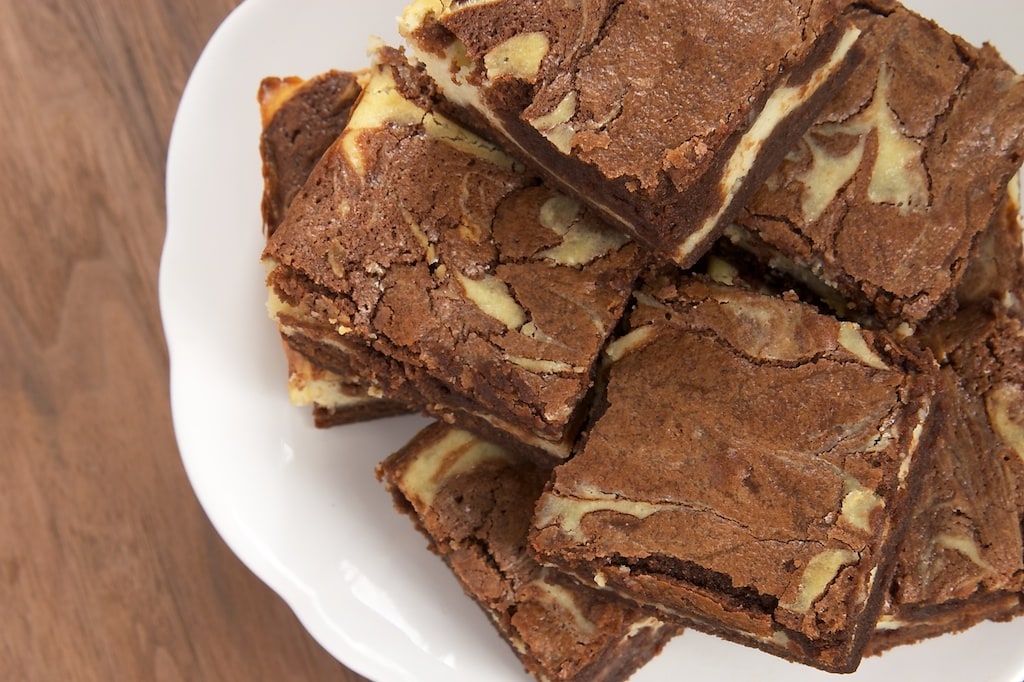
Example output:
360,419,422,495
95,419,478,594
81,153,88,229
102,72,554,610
401,0,864,267
377,422,681,682
733,2,1024,328
529,273,940,672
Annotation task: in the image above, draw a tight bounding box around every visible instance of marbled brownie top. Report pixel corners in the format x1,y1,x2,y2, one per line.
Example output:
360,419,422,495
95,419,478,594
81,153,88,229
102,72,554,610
921,306,1024,515
869,195,1024,646
882,367,1023,616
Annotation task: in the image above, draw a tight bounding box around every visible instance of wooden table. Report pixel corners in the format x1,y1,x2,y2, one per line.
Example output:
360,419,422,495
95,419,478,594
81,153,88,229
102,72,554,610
1,1,368,679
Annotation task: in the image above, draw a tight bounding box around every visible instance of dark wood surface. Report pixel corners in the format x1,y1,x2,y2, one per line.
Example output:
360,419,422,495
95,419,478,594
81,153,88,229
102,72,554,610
0,1,369,679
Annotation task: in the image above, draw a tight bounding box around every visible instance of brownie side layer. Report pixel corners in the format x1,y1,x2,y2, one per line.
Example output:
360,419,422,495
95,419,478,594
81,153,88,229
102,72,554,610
734,3,1024,329
376,423,681,682
268,269,590,462
530,273,940,673
264,49,645,457
401,0,864,267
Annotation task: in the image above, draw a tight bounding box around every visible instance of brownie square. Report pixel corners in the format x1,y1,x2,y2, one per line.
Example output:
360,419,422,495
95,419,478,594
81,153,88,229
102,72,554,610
868,365,1024,653
529,272,941,672
867,198,1024,652
259,70,362,237
400,0,864,267
264,49,646,461
731,3,1024,329
697,197,1024,653
259,69,409,425
377,422,681,682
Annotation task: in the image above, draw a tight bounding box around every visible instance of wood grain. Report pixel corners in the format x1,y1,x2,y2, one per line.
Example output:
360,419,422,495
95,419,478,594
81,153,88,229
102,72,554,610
0,1,368,679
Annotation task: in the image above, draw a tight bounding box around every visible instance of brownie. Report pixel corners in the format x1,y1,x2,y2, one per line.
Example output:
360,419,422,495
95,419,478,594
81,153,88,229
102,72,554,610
259,70,410,425
865,195,1024,653
676,239,1024,653
868,367,1024,654
264,48,646,461
400,0,864,267
953,184,1024,320
259,70,363,236
376,422,681,682
280,343,408,427
931,193,1024,523
529,273,940,673
731,2,1024,329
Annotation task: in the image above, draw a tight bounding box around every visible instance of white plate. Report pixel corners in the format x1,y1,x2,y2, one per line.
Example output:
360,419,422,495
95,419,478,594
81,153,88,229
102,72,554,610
160,2,1024,681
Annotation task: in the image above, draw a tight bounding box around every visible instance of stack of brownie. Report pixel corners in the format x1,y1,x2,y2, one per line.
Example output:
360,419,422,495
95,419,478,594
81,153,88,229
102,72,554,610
258,0,1024,678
